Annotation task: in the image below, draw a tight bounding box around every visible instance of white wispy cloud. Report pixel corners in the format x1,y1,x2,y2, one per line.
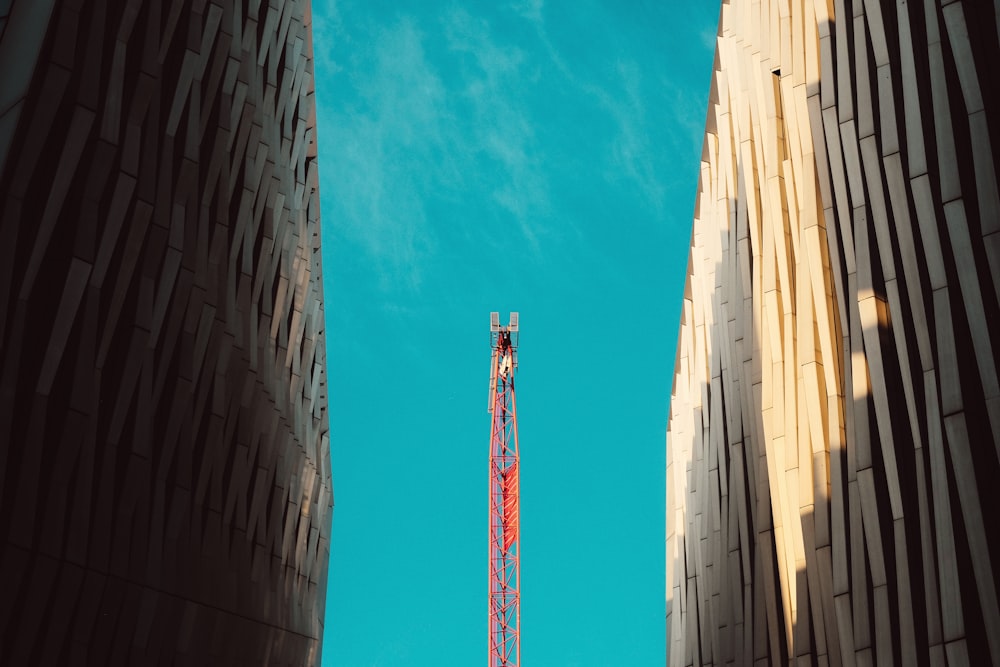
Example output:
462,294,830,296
442,7,550,255
510,2,720,219
600,59,667,213
317,16,451,292
509,0,544,23
509,6,672,214
314,2,714,304
315,7,555,293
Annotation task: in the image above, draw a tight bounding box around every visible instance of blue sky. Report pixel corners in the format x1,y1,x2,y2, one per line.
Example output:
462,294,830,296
312,2,717,664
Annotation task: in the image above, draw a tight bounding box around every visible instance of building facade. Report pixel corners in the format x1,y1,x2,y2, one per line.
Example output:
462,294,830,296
0,0,332,664
667,0,1000,664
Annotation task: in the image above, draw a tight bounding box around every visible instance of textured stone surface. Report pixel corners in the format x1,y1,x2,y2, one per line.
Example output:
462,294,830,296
0,0,331,664
667,0,1000,664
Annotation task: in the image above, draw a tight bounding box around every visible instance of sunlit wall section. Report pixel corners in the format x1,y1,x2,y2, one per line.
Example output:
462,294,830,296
667,0,1000,664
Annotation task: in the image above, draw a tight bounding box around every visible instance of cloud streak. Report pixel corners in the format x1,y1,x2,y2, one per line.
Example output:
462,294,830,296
313,2,717,305
443,7,550,254
317,16,451,292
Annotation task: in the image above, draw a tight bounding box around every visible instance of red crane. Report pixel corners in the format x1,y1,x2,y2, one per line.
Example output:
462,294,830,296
488,312,520,667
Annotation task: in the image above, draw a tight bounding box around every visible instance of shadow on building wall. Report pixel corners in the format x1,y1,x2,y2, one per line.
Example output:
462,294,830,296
667,1,1000,663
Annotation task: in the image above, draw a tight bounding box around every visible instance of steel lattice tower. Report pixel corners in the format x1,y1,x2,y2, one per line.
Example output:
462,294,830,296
488,312,520,667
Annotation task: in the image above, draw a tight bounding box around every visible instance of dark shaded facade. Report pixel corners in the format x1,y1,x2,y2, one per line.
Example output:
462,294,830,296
0,0,332,664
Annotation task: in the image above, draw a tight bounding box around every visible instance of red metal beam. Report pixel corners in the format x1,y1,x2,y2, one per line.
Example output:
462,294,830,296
489,313,519,667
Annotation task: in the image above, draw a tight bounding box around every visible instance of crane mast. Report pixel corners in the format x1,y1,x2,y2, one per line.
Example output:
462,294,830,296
488,312,520,667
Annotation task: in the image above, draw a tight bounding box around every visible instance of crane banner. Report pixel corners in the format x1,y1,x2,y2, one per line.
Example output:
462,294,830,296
503,462,519,550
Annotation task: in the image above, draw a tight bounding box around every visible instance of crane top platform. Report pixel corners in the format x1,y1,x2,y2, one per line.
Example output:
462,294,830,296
489,311,519,349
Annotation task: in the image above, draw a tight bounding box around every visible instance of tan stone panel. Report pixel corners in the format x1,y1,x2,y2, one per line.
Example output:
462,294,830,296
667,1,1000,662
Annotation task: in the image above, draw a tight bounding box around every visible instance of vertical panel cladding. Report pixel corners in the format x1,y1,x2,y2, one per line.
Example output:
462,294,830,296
0,0,331,665
667,0,1000,664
